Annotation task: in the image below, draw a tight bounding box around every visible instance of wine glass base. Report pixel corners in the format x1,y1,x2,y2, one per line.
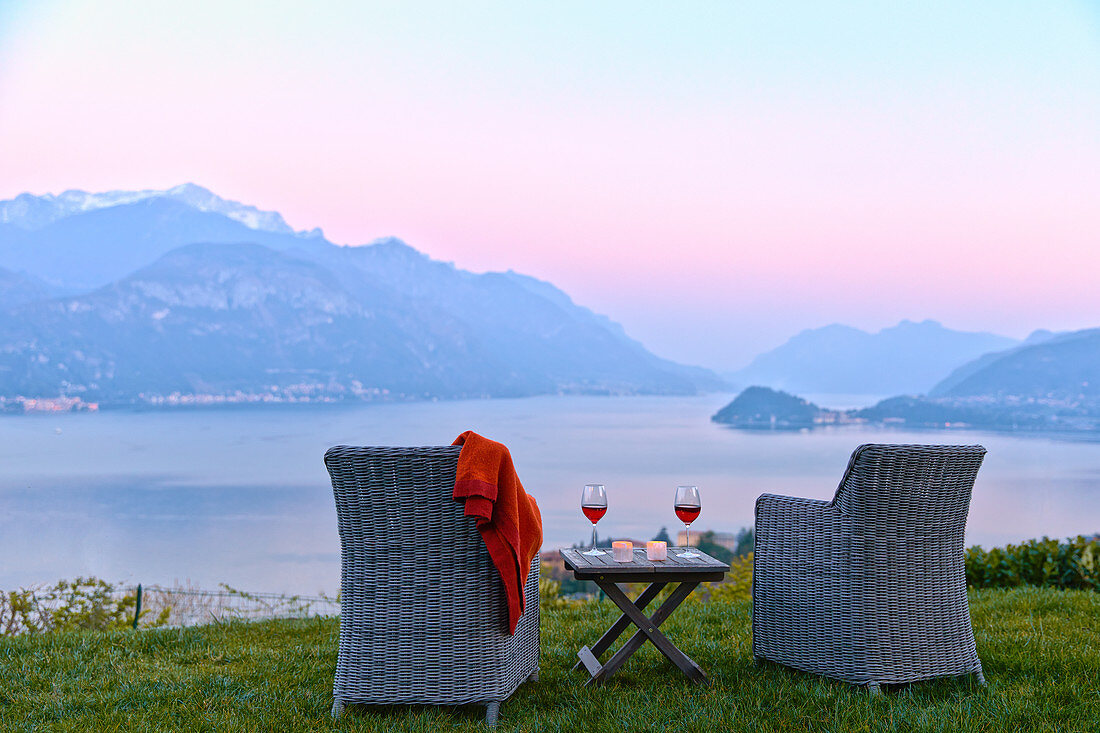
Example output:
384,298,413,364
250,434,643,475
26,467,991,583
581,548,606,556
677,550,700,558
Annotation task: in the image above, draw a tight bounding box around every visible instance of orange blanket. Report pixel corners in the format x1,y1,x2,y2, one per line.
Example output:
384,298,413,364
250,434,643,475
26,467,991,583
452,431,543,634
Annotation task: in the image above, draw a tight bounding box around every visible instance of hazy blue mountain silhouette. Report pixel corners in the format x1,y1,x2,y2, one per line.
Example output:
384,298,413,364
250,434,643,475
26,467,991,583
0,243,530,400
929,328,1100,400
729,319,1018,395
0,266,55,308
0,186,725,403
294,238,720,395
0,196,322,291
928,329,1058,396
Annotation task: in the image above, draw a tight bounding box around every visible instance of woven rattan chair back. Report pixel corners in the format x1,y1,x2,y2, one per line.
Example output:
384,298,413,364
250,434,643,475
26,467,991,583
753,443,987,690
834,443,984,528
325,445,539,725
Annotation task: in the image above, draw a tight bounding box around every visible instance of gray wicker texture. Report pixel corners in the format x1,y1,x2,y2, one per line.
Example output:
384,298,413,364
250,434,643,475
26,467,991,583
753,443,987,690
325,445,540,724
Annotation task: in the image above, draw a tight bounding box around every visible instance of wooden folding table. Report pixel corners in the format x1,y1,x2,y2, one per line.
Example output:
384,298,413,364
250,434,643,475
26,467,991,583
560,547,729,685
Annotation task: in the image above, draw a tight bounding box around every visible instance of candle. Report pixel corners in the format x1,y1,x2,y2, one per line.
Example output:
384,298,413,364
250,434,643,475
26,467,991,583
646,540,667,561
612,540,633,562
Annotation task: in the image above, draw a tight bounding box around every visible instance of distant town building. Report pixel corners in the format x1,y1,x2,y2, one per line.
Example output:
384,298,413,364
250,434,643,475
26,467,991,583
0,396,98,413
677,530,740,550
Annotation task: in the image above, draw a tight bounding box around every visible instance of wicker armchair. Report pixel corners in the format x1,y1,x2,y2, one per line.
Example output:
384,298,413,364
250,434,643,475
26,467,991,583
325,445,540,726
752,443,987,691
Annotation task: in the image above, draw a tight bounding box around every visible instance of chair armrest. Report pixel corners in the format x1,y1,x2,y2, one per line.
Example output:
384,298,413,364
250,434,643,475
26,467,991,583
755,493,833,521
752,493,846,663
753,493,842,578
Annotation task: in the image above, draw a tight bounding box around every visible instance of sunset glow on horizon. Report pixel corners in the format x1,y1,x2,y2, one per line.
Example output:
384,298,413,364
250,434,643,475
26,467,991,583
2,1,1099,367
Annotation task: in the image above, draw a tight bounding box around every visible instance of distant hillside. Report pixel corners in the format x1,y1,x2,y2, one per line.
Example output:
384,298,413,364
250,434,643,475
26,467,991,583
928,330,1057,396
853,396,1050,430
713,384,1100,433
0,185,725,405
0,243,516,401
716,324,1100,434
0,267,54,308
729,320,1018,395
852,394,1100,432
711,386,834,429
929,328,1100,401
296,239,722,396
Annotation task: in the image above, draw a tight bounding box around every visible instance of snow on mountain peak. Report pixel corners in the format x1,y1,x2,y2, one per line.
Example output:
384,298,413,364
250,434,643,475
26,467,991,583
0,184,308,237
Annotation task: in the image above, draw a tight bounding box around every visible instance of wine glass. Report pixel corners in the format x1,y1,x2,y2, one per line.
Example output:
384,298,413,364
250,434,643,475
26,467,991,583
674,485,701,558
580,483,607,556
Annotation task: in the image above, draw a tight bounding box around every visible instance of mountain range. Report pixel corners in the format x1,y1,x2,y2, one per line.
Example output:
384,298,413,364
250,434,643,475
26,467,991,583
714,327,1100,432
0,185,724,406
929,328,1097,401
0,267,55,309
3,184,1093,414
0,183,310,238
726,320,1021,396
0,190,324,293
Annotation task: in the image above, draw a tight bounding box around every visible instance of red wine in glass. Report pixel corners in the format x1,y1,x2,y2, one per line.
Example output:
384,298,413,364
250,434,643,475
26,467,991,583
582,505,607,523
674,505,700,524
674,485,701,558
581,483,607,556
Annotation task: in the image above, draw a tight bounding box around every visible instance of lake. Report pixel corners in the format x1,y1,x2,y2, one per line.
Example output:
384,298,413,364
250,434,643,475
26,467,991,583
3,394,1099,594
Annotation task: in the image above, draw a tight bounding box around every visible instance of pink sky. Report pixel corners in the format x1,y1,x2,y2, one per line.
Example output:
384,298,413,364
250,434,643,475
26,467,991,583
2,1,1100,367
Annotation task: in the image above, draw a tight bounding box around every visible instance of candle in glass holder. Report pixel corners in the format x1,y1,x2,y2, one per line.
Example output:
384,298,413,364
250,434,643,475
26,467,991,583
646,540,667,561
612,540,633,562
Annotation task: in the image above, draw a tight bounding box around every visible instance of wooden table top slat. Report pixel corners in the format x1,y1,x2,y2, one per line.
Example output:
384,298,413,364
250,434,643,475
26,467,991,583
586,551,620,568
561,547,729,575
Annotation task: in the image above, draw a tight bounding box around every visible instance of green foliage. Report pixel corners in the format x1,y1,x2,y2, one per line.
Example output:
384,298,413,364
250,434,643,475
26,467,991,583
153,606,173,627
966,536,1100,591
707,553,753,603
694,531,734,563
2,588,1099,731
538,573,576,611
42,578,136,633
734,527,755,557
540,559,598,598
217,583,334,619
0,578,169,636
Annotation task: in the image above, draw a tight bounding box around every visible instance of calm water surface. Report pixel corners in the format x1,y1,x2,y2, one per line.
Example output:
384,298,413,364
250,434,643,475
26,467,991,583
3,394,1098,594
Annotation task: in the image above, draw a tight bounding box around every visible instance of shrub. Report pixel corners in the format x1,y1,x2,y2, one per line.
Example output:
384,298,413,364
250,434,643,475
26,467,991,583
965,536,1100,591
695,527,754,565
707,553,753,602
8,535,1095,638
0,577,164,636
539,573,574,610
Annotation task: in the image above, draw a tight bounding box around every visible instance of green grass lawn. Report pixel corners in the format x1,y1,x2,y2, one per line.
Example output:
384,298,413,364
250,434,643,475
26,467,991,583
2,587,1098,732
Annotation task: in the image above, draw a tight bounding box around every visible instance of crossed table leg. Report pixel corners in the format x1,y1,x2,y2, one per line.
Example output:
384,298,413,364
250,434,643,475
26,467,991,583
574,579,708,685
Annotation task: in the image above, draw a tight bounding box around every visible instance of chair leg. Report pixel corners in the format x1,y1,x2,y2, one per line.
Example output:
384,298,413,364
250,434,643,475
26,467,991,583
331,699,345,718
867,682,882,695
975,668,987,686
485,701,500,727
528,670,539,682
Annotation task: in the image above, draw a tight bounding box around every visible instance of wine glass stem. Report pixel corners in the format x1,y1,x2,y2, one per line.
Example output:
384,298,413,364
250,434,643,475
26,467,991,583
591,524,598,550
685,524,690,550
